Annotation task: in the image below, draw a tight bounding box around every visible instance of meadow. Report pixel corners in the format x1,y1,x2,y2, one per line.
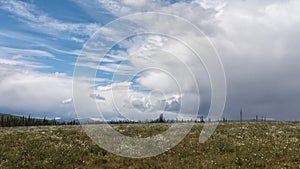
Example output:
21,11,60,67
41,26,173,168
0,122,299,168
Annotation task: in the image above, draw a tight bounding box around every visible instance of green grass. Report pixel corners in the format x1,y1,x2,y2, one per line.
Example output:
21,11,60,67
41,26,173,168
0,122,299,168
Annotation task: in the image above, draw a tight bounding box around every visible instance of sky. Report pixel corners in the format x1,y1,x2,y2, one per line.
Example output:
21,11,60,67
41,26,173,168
0,0,299,121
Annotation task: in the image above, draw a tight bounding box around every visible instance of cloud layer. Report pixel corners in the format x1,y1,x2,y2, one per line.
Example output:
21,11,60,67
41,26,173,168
0,0,300,121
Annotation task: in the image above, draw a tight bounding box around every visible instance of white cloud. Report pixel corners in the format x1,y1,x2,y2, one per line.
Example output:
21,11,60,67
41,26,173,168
0,58,26,66
62,98,73,104
0,59,101,118
0,58,187,120
11,54,23,59
0,46,55,58
71,37,85,43
0,62,74,117
0,0,100,39
0,58,47,69
78,0,300,121
93,81,190,120
2,0,300,121
136,71,180,94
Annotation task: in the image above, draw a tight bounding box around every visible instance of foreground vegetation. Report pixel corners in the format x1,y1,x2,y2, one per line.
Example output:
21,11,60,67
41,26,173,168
0,122,299,168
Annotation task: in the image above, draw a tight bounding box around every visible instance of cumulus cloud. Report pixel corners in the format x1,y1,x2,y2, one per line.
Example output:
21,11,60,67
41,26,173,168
0,59,102,118
1,0,300,121
0,61,74,117
164,96,181,112
79,0,300,121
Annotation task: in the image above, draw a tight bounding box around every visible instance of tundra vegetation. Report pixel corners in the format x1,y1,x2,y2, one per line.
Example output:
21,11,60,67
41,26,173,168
0,122,299,168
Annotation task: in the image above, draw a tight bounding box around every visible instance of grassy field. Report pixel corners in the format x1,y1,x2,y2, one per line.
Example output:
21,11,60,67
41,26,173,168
0,122,299,168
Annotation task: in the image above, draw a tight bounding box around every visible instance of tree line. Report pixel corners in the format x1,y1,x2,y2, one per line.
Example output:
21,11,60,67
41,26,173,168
0,114,79,127
1,112,271,127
